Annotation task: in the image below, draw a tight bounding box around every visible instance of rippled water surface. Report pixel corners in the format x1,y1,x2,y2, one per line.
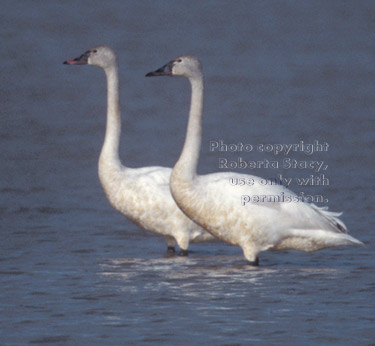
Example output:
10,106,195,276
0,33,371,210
1,1,374,344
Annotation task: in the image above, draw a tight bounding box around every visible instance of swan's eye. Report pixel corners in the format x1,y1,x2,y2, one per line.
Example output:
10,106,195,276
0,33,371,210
93,49,98,53
177,59,182,63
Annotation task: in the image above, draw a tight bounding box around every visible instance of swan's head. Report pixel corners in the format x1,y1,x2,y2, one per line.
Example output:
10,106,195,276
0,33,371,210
146,55,202,79
64,46,117,69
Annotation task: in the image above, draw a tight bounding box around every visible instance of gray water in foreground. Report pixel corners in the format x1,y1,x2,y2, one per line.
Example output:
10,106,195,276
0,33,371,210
1,1,374,344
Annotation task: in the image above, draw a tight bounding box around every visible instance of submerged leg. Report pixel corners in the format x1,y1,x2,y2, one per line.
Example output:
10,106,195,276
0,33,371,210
247,257,259,266
178,249,189,256
243,244,260,266
167,246,176,253
164,246,176,258
165,236,177,257
175,234,190,257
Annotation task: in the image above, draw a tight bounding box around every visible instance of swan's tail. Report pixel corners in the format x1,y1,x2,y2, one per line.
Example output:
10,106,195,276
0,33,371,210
288,228,364,252
309,204,348,233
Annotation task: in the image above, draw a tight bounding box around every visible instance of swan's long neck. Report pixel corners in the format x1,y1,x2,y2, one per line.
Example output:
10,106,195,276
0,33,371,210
100,63,122,166
173,76,203,181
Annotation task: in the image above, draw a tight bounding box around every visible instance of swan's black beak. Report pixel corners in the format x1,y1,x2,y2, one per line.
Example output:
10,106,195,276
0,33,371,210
63,50,90,65
146,61,174,77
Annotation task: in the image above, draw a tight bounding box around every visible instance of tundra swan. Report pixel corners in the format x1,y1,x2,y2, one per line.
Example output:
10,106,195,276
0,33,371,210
146,55,363,265
64,47,214,255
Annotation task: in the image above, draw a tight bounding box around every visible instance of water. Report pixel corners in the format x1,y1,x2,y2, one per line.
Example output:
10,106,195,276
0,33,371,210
1,0,374,344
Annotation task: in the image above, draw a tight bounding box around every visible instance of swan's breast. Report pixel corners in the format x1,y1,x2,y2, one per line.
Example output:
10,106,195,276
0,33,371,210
98,162,210,240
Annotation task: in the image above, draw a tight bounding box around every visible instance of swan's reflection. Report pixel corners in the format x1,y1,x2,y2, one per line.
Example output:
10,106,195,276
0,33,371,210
99,255,341,300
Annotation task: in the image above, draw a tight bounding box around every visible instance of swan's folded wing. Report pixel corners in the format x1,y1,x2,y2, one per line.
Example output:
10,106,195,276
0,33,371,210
195,171,352,235
195,171,295,210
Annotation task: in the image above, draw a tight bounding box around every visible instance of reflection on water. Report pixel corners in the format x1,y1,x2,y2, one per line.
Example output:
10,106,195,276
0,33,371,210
100,256,344,307
101,256,342,287
96,255,365,344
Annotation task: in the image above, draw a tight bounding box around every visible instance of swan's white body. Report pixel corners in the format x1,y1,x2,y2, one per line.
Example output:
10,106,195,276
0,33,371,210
147,55,363,264
64,47,214,254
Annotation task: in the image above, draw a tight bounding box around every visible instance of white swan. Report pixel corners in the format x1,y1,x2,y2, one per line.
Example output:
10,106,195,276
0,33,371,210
64,46,214,255
146,55,363,265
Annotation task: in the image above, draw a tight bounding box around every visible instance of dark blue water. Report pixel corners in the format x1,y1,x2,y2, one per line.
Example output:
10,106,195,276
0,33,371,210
1,1,374,344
